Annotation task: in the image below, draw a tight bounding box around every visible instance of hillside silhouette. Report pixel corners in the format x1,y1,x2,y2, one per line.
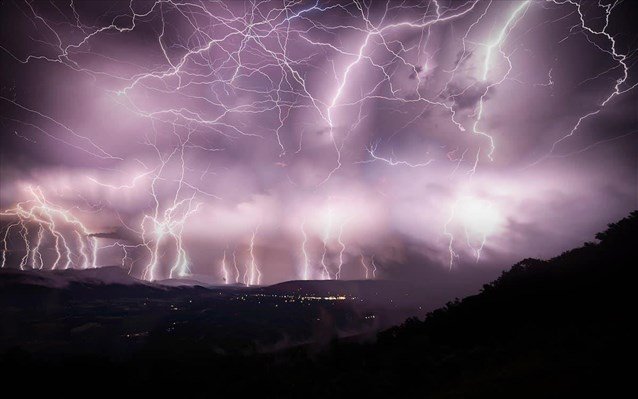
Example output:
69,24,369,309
349,211,636,397
2,212,635,397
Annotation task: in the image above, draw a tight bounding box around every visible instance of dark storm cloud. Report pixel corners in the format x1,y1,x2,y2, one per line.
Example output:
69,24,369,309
0,0,636,285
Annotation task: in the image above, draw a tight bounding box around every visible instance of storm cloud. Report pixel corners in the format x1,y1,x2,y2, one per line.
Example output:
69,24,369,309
0,0,636,285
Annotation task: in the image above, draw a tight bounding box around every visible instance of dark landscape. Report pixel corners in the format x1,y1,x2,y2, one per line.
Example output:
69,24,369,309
2,212,635,397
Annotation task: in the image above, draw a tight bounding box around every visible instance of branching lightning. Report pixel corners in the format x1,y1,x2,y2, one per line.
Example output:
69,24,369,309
0,0,635,282
1,186,98,270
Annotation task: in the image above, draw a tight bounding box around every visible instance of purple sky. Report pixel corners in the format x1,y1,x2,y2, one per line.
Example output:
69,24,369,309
0,0,636,286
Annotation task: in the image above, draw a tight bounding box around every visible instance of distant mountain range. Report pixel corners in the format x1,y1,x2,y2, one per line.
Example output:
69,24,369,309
0,263,458,312
0,265,142,289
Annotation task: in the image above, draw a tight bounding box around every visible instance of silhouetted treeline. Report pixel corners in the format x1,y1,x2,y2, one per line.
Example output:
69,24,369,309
2,211,636,398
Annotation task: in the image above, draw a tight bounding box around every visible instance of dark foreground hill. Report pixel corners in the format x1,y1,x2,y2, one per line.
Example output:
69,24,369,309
1,212,636,397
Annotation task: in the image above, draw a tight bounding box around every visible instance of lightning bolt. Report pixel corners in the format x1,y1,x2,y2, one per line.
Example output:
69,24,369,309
471,0,530,163
320,208,334,280
539,0,637,160
370,255,378,279
360,253,370,280
232,249,241,284
335,217,350,280
220,250,229,285
248,225,261,286
364,141,434,168
1,186,98,270
300,220,311,280
444,196,497,269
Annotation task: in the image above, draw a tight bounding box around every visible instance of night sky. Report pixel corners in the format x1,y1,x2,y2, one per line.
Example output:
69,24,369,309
0,0,636,285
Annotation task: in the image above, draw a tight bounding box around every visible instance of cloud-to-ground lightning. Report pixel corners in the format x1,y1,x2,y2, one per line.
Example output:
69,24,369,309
1,187,98,270
444,196,503,269
220,250,229,284
360,253,372,280
0,0,635,283
300,220,310,280
248,226,261,286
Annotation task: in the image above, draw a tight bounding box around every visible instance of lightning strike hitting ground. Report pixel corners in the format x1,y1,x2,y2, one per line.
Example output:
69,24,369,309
0,0,635,283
